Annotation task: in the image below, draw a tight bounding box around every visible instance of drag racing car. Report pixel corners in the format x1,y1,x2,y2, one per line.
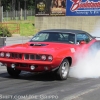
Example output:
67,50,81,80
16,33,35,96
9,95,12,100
0,29,99,80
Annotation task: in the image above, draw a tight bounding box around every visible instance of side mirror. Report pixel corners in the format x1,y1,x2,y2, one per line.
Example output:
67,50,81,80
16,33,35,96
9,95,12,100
79,41,86,45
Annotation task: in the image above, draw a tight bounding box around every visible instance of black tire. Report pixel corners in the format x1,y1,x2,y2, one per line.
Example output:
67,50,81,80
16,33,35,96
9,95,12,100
56,59,70,80
7,67,21,77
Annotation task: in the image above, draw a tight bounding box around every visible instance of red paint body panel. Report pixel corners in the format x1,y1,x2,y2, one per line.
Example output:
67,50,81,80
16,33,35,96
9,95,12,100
0,38,97,72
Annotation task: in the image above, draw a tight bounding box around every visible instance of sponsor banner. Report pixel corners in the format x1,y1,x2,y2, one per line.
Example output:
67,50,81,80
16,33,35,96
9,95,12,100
35,0,66,16
66,0,100,16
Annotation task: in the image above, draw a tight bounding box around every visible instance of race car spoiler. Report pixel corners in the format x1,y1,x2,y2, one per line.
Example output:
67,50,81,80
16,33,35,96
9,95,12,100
94,36,100,38
94,36,100,40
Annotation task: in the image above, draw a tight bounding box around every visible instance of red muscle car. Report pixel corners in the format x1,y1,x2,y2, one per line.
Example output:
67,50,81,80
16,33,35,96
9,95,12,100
0,29,99,80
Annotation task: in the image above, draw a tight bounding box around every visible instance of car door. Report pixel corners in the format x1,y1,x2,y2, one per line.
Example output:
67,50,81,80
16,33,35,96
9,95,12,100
76,33,91,44
75,33,93,54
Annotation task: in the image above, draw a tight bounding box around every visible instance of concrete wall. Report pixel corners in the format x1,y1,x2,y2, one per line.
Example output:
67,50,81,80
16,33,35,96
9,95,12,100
35,16,100,33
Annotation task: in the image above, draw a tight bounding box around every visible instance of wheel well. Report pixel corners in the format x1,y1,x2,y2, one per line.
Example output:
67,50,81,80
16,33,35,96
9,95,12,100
65,57,72,67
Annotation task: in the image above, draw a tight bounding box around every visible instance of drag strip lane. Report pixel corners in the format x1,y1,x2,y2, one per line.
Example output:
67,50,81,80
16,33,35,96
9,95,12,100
0,37,100,100
0,67,100,100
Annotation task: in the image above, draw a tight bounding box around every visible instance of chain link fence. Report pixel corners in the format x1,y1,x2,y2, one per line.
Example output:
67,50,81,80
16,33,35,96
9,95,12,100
3,9,35,22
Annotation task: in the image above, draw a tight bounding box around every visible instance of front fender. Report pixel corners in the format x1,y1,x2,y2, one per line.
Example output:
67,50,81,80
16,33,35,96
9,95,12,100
54,49,75,66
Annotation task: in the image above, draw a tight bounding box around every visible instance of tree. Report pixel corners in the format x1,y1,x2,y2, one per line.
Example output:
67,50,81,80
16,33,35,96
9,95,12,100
0,0,1,6
1,0,35,11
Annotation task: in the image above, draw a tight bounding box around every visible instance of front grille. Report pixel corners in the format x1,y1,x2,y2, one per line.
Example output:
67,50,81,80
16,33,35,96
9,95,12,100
24,54,41,60
30,54,35,60
11,53,22,59
24,54,29,59
0,52,42,60
36,55,41,60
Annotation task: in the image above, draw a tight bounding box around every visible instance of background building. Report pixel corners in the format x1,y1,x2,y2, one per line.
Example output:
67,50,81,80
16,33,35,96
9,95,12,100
35,0,100,33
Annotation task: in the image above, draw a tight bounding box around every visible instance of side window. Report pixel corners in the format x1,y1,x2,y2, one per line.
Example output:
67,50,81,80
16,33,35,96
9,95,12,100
76,33,90,43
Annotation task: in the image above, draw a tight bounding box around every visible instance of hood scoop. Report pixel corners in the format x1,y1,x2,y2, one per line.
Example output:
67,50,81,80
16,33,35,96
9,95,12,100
30,43,48,46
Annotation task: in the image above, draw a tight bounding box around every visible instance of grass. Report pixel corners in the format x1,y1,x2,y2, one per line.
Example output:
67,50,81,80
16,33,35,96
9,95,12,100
20,23,35,36
3,16,37,36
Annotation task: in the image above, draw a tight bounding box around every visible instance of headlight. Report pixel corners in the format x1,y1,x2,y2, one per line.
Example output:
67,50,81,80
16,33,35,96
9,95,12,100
41,55,46,60
48,55,53,61
30,65,35,70
0,52,4,57
6,53,10,58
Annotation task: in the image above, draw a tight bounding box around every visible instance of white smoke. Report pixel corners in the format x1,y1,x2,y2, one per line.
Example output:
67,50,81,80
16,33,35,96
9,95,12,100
91,20,100,37
69,23,100,79
69,51,100,79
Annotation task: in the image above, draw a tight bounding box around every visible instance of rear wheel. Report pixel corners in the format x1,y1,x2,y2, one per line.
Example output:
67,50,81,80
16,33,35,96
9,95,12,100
56,59,70,80
7,67,21,77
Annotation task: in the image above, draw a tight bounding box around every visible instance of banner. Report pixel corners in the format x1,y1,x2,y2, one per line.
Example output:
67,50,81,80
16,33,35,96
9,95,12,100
35,0,66,16
66,0,100,16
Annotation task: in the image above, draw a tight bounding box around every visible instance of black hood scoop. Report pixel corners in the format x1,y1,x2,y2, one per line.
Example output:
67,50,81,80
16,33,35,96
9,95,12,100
30,43,48,46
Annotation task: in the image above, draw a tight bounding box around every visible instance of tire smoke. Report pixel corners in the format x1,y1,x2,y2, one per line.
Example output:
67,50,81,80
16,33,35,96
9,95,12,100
69,25,100,79
69,51,100,79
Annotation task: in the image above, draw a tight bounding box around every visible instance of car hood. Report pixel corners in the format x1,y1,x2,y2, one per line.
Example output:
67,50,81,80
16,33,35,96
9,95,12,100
1,42,74,54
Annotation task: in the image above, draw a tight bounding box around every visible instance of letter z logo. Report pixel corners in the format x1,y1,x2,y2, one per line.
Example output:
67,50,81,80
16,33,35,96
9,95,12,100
70,0,82,12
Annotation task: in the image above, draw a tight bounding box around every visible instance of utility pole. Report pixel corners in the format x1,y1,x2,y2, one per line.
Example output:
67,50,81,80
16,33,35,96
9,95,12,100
18,0,21,20
24,0,27,20
0,0,2,22
12,0,16,20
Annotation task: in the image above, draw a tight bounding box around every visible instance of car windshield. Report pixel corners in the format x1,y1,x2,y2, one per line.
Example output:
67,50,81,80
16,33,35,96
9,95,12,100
30,32,75,44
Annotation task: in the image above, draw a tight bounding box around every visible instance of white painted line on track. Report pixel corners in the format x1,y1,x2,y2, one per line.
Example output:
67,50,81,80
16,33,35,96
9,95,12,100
62,84,100,100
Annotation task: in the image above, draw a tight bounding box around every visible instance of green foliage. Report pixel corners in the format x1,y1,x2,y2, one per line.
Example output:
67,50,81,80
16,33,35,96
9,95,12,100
0,26,12,37
1,0,35,11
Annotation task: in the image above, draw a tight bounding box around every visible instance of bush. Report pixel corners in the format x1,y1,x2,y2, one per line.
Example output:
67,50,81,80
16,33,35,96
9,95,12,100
0,26,12,37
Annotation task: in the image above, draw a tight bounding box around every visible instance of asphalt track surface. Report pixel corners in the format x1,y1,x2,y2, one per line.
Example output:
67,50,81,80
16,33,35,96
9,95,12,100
0,37,100,100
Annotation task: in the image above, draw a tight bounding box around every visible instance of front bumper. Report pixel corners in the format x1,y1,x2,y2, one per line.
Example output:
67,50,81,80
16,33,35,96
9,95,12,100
0,58,60,72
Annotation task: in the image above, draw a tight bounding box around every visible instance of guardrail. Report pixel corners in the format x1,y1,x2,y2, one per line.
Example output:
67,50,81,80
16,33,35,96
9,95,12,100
0,36,32,48
0,37,6,47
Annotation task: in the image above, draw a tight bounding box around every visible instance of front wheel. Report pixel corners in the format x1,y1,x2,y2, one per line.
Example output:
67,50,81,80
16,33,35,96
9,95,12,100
56,59,70,80
7,67,21,77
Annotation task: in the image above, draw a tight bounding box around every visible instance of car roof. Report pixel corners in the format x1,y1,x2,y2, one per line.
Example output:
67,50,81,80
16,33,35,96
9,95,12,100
39,29,94,38
39,29,88,34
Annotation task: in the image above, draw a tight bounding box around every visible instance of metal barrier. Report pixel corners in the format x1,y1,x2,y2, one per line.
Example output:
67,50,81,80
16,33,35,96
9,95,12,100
0,37,6,47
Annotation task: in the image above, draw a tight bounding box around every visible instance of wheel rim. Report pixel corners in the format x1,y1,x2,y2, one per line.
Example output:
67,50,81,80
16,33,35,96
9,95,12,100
61,62,69,78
